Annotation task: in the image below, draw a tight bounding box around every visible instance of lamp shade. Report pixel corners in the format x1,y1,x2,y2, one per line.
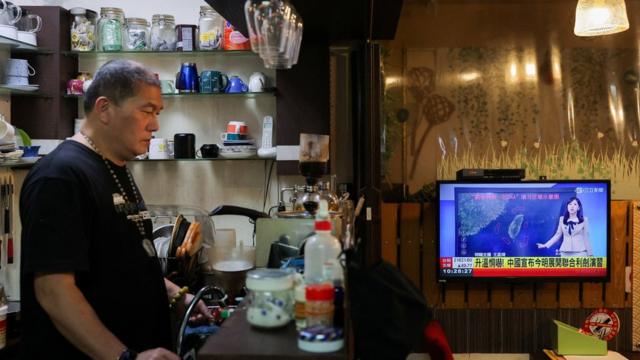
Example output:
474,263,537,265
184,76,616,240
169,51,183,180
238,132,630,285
574,0,629,36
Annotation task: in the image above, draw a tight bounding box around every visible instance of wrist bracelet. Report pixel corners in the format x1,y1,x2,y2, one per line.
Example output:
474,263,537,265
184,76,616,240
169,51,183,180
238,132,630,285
169,286,189,308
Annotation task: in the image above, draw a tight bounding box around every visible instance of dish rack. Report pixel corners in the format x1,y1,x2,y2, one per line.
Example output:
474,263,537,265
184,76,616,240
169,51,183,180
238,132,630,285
147,204,216,285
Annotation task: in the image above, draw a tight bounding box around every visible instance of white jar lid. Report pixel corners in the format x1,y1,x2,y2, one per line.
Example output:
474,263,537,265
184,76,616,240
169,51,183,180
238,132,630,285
246,268,294,291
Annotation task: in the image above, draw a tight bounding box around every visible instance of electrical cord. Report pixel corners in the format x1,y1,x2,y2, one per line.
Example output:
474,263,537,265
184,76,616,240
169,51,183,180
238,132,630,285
262,159,275,213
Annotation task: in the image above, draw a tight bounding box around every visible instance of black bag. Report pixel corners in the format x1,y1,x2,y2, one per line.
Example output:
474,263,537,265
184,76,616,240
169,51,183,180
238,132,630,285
347,248,431,360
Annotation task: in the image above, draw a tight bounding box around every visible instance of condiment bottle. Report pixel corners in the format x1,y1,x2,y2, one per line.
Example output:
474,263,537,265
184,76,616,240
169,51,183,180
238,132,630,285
304,200,342,284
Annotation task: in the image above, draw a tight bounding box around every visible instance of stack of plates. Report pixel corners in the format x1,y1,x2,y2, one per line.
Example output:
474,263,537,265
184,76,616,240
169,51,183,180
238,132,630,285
0,143,16,152
222,138,255,147
218,145,257,159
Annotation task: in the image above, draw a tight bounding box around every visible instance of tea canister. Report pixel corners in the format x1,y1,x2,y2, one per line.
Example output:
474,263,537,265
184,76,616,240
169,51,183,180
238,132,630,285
175,24,197,52
245,269,294,328
97,7,124,52
124,17,150,51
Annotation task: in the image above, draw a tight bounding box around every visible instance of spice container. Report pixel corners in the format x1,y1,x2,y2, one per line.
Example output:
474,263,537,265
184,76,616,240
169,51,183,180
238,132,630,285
124,17,150,51
97,7,124,51
151,14,176,51
176,24,197,52
198,5,224,50
305,283,334,327
245,268,294,328
70,7,96,51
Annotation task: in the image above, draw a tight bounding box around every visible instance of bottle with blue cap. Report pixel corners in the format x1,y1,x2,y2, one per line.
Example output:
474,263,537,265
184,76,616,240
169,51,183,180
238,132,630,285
304,200,342,284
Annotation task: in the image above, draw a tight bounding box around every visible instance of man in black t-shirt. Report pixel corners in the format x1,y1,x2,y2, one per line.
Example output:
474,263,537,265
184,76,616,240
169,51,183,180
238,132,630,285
20,60,212,359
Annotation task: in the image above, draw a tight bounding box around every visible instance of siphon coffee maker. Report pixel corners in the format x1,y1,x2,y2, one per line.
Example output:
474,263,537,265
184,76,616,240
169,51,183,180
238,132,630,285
297,133,330,214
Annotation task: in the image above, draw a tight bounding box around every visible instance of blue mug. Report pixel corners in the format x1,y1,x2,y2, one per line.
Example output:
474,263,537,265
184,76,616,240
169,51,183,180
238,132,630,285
226,76,248,93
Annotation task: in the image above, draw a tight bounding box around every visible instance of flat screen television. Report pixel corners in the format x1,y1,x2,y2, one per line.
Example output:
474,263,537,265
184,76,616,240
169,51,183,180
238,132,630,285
436,180,610,281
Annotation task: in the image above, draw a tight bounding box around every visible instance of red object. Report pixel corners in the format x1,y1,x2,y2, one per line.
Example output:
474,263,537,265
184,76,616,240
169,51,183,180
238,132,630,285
7,236,12,264
226,123,248,135
67,79,84,95
223,21,250,50
423,320,454,360
582,308,620,341
315,220,331,231
306,284,334,301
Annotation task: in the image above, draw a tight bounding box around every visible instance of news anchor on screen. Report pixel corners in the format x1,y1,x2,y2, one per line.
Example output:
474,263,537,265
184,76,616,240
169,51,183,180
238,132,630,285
536,196,593,257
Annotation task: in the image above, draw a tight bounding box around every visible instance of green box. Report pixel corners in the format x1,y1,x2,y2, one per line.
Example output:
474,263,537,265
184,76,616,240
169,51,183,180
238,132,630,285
552,320,607,355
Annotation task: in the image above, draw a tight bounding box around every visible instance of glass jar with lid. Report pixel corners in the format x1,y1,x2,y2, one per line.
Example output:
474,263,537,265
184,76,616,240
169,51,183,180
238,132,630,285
70,7,96,51
151,14,176,51
245,269,294,328
97,7,125,51
197,5,224,50
124,17,150,51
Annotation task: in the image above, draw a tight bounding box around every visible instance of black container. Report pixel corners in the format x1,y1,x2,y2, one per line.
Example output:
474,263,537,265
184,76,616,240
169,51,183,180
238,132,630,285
200,144,219,158
174,133,196,159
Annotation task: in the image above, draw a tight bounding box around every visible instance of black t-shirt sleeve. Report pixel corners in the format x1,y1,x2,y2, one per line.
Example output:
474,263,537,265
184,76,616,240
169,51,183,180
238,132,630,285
21,177,90,274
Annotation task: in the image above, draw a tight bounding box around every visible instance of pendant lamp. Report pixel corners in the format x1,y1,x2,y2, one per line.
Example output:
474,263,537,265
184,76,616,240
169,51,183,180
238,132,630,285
574,0,629,36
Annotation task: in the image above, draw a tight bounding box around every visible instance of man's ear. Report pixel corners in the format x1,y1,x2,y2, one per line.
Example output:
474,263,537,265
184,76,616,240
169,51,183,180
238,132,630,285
94,96,111,125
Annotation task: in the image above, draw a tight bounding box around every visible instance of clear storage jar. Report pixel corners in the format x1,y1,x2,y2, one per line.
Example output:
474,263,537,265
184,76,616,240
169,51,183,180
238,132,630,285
124,18,150,51
97,7,124,51
197,5,223,50
245,269,294,328
151,14,176,51
70,7,95,51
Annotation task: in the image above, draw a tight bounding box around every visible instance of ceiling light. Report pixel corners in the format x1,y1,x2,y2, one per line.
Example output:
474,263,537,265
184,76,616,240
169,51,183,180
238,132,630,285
574,0,629,37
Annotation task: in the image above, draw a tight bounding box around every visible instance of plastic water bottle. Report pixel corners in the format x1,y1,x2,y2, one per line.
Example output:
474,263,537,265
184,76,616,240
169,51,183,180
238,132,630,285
304,200,342,284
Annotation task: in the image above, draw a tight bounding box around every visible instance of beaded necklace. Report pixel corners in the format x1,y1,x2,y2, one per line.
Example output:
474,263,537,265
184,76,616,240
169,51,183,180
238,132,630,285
80,131,156,257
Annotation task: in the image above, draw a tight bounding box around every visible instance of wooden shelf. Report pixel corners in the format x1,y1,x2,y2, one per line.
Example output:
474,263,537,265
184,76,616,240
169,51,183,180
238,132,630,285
0,85,49,97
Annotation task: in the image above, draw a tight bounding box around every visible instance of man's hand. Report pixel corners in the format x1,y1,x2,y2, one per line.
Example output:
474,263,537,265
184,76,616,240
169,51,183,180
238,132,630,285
180,293,215,325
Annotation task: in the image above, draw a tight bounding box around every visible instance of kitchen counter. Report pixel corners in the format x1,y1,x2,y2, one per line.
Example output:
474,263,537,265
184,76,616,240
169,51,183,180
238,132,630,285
198,306,347,360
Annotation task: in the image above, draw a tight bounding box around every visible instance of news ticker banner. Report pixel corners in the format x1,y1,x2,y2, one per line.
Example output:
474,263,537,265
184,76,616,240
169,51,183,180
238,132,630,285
440,256,607,277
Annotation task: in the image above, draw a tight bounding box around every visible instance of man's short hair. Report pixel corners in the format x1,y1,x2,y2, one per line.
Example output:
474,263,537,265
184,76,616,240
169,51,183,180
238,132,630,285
83,59,160,114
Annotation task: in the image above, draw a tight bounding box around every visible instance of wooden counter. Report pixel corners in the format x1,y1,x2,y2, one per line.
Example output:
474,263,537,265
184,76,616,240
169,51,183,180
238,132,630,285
198,306,347,360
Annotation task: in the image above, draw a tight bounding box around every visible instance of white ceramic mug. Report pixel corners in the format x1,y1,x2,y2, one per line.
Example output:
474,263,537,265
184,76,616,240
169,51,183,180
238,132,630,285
5,58,34,77
248,72,266,92
148,138,169,159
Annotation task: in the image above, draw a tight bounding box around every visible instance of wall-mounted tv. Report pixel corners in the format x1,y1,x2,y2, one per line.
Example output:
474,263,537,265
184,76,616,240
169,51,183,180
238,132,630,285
437,180,610,281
